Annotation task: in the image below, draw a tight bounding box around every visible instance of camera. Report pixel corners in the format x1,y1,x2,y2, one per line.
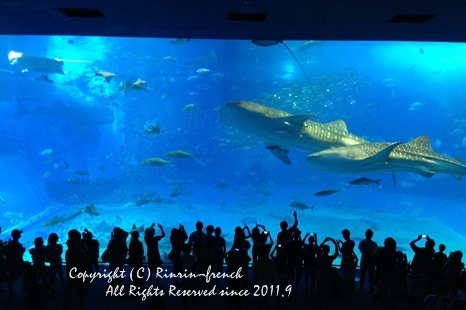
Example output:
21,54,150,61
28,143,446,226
421,234,427,238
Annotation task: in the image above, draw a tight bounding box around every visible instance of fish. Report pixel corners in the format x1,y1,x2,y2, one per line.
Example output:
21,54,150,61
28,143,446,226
167,150,194,158
80,203,100,216
219,101,366,164
141,157,171,166
144,122,163,135
162,56,177,61
306,136,466,179
119,78,147,94
42,216,64,227
0,194,6,203
265,146,291,165
95,220,116,234
39,148,53,156
129,78,147,90
95,71,117,83
196,68,210,74
449,128,464,136
75,170,90,176
314,189,341,196
9,50,65,74
42,211,82,227
135,193,154,206
408,101,424,111
348,177,381,186
182,103,198,112
290,201,310,210
135,196,151,206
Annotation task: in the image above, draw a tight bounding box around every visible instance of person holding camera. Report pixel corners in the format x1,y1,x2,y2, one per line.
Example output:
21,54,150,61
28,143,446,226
407,234,436,309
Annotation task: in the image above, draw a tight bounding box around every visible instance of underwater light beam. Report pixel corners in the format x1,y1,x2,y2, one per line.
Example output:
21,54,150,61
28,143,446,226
251,40,313,88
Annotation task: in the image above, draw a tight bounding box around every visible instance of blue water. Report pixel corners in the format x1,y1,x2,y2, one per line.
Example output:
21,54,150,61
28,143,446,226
0,36,465,262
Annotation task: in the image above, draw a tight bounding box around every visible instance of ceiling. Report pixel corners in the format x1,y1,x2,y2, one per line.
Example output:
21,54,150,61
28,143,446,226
2,0,466,42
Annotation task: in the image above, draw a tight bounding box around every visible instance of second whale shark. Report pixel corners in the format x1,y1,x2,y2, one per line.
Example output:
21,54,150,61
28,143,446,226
306,136,466,179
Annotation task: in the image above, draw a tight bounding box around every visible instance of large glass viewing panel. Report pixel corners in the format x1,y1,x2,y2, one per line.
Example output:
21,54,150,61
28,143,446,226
1,36,465,261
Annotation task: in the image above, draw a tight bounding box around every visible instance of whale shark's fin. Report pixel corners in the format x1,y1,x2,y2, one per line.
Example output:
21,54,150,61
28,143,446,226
417,170,436,178
407,136,433,151
325,120,349,132
266,145,292,165
272,115,312,135
362,142,402,168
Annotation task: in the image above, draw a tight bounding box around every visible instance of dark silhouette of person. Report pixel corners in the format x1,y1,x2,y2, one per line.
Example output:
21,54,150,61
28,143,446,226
128,230,145,288
225,226,251,310
45,232,65,294
407,234,435,310
338,229,357,308
253,234,275,310
181,244,197,280
441,250,464,298
274,211,298,286
358,228,378,292
180,244,197,310
250,224,268,264
228,226,252,287
276,211,298,252
82,228,100,272
213,226,226,274
410,234,435,275
0,226,6,291
188,221,205,261
29,236,47,275
144,223,165,285
199,225,216,276
64,229,89,309
394,250,409,299
255,228,274,262
302,232,318,295
431,243,448,290
169,224,188,277
315,237,339,308
374,237,398,308
288,228,304,291
4,228,25,298
423,280,456,310
105,227,128,285
25,237,48,309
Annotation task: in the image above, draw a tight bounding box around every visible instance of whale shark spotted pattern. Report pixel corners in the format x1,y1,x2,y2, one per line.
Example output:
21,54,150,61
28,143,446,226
220,101,466,179
306,136,466,179
220,101,367,163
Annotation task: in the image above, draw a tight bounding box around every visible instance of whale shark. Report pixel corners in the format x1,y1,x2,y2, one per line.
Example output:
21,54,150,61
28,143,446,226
306,136,466,179
220,101,367,164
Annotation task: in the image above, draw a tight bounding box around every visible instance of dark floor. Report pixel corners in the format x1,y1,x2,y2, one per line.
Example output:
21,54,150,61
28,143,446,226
0,265,464,310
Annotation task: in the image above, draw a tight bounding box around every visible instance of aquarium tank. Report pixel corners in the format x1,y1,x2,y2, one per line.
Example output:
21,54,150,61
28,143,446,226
0,36,465,263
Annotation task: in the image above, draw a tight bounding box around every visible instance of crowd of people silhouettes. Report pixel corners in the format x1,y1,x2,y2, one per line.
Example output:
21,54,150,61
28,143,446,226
0,211,465,309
